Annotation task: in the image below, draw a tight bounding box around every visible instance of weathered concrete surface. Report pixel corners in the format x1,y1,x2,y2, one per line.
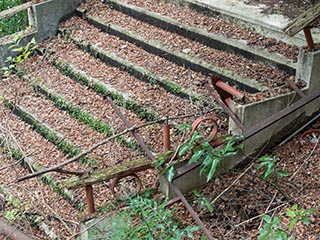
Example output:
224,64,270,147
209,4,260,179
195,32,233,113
106,0,296,75
34,0,82,41
296,49,320,91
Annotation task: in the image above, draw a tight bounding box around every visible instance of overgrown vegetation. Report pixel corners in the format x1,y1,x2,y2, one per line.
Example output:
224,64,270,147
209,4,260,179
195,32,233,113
256,154,315,239
89,195,199,239
1,34,37,77
259,204,315,240
154,123,242,183
34,83,142,152
3,99,96,167
257,155,289,182
52,59,157,121
0,0,28,38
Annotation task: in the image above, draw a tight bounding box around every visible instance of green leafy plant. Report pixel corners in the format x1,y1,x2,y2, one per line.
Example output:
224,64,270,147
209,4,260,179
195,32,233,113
0,0,28,38
259,215,288,240
155,125,242,183
0,186,22,223
257,155,289,182
93,196,199,239
286,204,315,232
1,35,37,77
181,133,242,183
259,205,315,240
193,189,213,213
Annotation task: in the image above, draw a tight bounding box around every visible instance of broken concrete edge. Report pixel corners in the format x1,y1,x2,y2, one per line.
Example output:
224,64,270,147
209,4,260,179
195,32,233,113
106,0,296,75
0,0,82,70
167,0,320,47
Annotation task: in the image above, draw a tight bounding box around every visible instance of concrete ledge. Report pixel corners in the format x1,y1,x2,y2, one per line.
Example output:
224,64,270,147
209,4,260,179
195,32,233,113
162,88,320,198
106,0,296,75
83,13,265,93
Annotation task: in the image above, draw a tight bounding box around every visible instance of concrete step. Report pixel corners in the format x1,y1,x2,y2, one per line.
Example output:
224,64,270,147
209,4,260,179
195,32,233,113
105,0,296,74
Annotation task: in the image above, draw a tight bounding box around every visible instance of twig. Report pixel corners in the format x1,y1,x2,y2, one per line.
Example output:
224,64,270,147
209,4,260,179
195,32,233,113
289,134,319,181
258,191,278,229
225,203,289,236
209,162,254,206
25,159,74,236
15,113,198,182
0,152,33,171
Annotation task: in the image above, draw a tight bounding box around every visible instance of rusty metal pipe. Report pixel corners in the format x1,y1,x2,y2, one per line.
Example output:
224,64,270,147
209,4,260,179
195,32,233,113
163,124,171,152
0,219,33,240
303,27,315,51
85,185,95,214
215,80,245,100
285,78,305,98
107,97,214,240
206,79,246,132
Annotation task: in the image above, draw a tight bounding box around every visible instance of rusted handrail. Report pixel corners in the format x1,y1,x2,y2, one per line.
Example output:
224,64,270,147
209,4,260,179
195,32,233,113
107,97,215,240
206,77,246,132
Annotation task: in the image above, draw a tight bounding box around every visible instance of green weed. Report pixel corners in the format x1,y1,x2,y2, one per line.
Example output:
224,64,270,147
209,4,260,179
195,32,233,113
92,195,199,239
259,205,315,240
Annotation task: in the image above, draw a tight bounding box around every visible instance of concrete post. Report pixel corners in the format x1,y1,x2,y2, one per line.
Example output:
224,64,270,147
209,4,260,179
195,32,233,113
296,48,320,91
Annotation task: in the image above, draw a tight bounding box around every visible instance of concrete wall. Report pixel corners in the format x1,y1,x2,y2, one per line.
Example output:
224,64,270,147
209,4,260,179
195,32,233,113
34,0,82,41
296,48,320,91
0,0,82,69
230,92,319,154
162,91,320,198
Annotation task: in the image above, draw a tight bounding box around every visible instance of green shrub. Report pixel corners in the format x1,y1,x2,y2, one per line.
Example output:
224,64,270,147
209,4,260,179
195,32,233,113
91,196,199,239
0,0,28,38
259,205,315,240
